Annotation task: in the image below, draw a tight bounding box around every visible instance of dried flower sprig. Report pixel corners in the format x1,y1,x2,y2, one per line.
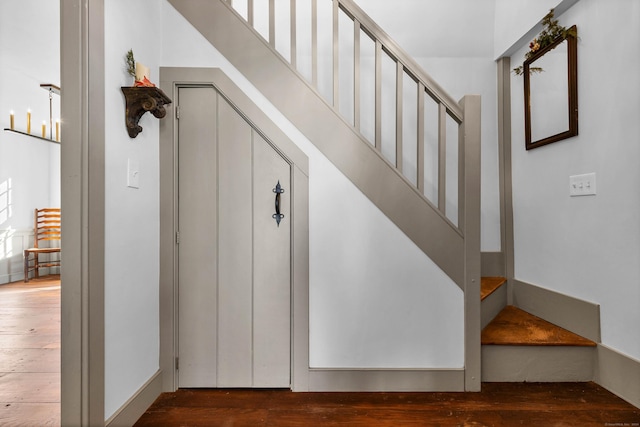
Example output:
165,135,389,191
513,9,577,75
125,49,136,78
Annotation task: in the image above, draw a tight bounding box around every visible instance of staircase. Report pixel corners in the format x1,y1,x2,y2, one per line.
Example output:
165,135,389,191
169,0,481,390
168,0,597,390
480,277,598,382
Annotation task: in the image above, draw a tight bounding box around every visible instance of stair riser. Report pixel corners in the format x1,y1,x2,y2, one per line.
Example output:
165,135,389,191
482,345,595,382
481,284,507,329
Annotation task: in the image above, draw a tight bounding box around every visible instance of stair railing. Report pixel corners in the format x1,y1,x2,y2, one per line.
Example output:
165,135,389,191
208,0,481,390
224,0,473,232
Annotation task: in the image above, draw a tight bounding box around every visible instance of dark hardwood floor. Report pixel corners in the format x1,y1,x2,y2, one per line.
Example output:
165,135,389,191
0,275,60,427
135,383,639,426
2,275,637,426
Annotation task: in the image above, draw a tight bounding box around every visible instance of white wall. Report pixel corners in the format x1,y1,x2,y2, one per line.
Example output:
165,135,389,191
104,0,161,418
0,0,60,283
510,0,640,361
161,1,465,369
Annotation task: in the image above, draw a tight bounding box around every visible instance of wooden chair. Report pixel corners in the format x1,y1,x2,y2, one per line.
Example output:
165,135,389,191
23,208,61,282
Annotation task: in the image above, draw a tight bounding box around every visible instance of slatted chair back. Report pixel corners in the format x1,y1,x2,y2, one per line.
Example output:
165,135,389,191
33,208,61,248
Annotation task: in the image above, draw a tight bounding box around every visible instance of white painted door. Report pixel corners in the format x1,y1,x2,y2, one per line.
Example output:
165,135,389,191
177,86,291,388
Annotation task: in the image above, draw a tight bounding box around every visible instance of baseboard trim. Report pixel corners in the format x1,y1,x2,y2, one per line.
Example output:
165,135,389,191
307,368,464,392
482,345,595,382
0,228,33,285
512,279,600,343
596,344,640,409
481,252,505,277
0,272,23,285
105,370,163,427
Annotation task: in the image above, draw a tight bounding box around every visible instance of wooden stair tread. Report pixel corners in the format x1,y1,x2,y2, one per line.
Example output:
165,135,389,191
480,277,506,301
482,305,597,347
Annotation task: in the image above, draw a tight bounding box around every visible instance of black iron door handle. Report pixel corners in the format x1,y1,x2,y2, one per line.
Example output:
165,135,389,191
272,180,285,226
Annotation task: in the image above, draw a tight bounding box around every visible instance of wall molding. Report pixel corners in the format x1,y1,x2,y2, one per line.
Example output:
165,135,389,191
0,228,32,284
105,370,163,427
496,57,515,305
0,228,59,284
0,228,32,235
596,344,640,409
308,369,464,392
496,0,581,58
512,279,600,343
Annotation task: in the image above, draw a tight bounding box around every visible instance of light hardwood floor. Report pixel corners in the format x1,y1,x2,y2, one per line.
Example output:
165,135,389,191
0,275,60,426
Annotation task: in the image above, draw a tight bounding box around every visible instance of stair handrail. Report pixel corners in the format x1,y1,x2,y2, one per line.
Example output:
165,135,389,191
224,0,473,231
337,0,463,122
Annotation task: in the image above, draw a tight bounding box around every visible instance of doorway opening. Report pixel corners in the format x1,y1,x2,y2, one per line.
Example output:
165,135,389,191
0,2,61,424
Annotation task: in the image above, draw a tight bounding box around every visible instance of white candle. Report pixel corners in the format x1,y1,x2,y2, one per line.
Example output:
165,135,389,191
135,62,150,82
10,111,14,130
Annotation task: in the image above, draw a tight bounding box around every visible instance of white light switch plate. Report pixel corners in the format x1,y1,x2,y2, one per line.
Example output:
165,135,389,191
570,173,596,197
127,158,140,189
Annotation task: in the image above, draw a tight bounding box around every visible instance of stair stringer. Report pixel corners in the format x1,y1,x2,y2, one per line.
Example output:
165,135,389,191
512,279,601,343
167,0,468,288
482,279,602,383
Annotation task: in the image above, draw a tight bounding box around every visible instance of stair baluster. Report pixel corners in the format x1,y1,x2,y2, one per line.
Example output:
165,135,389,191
225,0,469,228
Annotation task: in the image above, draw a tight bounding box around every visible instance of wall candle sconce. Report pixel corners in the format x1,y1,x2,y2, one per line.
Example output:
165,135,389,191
121,87,172,138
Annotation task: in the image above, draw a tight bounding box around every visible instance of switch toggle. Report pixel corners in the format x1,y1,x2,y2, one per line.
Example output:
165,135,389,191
569,173,596,197
127,158,140,189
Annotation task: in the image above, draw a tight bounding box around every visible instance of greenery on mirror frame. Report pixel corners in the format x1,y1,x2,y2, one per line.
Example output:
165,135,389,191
513,9,578,75
125,49,136,78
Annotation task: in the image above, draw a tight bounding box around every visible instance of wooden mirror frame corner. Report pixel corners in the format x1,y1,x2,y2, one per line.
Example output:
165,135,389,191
524,25,578,150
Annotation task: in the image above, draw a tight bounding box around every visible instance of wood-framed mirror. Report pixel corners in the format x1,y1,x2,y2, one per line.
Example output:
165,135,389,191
524,25,578,150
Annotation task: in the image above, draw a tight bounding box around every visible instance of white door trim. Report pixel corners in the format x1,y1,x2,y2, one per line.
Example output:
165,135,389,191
60,0,106,425
159,67,310,392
